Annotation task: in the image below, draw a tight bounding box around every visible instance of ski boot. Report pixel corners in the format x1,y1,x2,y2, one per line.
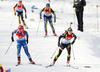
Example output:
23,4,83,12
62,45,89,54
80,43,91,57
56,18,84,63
66,60,71,67
16,57,21,66
29,59,35,64
53,31,57,36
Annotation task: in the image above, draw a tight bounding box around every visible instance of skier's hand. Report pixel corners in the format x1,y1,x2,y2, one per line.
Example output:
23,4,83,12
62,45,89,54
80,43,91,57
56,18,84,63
71,40,75,45
14,12,16,16
58,42,60,47
25,14,27,19
11,37,14,42
40,16,42,19
26,39,28,44
54,19,56,23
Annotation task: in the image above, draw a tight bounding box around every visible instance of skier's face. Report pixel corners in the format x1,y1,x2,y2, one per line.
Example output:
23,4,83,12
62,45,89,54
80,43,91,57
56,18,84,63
18,29,22,33
68,31,72,35
46,7,49,10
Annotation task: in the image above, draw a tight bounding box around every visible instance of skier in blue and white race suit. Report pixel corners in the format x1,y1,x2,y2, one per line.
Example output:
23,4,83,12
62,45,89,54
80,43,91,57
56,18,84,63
11,25,35,65
40,3,57,36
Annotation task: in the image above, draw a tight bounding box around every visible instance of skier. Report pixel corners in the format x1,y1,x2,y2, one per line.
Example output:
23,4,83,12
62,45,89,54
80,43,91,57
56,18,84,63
0,64,3,72
11,25,35,65
73,0,86,32
51,27,77,66
13,0,28,29
40,3,57,36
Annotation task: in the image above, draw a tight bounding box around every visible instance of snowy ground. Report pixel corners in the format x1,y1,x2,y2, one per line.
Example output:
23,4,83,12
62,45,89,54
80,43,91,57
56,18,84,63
0,0,100,72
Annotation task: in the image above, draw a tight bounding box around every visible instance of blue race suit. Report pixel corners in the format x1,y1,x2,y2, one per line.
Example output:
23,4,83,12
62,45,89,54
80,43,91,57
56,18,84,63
12,29,32,60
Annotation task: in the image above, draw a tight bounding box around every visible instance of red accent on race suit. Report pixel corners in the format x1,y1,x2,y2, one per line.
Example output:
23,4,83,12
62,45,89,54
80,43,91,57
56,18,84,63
43,7,51,15
16,29,25,37
0,67,3,72
16,4,24,10
65,33,74,40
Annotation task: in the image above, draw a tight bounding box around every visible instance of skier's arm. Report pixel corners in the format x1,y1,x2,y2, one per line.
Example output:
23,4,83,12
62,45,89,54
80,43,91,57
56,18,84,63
23,5,27,18
58,33,66,43
11,30,17,42
51,9,56,23
71,33,77,45
23,5,27,14
13,4,17,15
40,9,44,19
24,31,29,44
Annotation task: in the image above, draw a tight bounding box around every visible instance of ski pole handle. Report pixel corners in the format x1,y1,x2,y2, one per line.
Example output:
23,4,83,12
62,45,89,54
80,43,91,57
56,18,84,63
5,42,13,55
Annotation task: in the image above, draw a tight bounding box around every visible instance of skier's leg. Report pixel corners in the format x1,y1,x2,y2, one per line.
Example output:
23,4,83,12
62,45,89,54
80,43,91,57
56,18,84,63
66,44,71,64
53,43,65,65
21,12,28,29
49,19,57,36
17,12,21,24
44,18,47,35
22,42,35,64
53,48,63,64
17,43,22,64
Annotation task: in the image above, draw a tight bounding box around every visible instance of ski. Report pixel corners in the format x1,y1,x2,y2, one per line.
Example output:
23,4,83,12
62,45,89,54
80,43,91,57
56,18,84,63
67,65,79,69
16,63,21,66
63,64,79,69
44,35,58,38
30,63,42,66
46,64,54,68
44,35,48,38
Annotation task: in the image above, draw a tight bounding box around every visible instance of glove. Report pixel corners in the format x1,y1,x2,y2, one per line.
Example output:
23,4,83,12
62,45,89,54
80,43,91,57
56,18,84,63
71,40,75,45
40,16,42,19
58,42,60,47
54,19,56,23
26,39,28,44
14,12,16,15
25,14,27,19
11,37,14,42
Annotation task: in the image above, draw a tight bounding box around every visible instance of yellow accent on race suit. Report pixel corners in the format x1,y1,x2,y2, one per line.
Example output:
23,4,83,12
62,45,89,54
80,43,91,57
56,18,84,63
44,7,52,14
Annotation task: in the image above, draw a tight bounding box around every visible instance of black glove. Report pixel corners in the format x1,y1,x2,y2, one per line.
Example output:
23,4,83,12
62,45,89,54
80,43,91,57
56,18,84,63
58,42,60,47
71,40,75,45
11,37,14,42
26,39,28,44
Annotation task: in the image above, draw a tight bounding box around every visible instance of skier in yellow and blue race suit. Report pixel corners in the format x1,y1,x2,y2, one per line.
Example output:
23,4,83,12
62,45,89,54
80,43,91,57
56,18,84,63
40,3,57,36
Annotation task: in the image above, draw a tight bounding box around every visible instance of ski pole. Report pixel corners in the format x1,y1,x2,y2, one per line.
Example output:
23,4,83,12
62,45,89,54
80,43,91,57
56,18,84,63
72,45,75,60
36,19,41,35
51,47,59,59
10,15,15,27
96,5,99,31
5,42,13,55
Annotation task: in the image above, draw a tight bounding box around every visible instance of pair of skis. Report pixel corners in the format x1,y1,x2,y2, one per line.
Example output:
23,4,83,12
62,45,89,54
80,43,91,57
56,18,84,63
16,63,42,66
46,64,78,69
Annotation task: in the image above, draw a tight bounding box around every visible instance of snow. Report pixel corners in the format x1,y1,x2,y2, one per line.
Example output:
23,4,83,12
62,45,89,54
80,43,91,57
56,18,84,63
0,0,100,72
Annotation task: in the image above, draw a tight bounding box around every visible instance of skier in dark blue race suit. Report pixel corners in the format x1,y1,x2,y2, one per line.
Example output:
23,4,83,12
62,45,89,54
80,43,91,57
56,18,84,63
40,3,57,36
11,25,35,65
